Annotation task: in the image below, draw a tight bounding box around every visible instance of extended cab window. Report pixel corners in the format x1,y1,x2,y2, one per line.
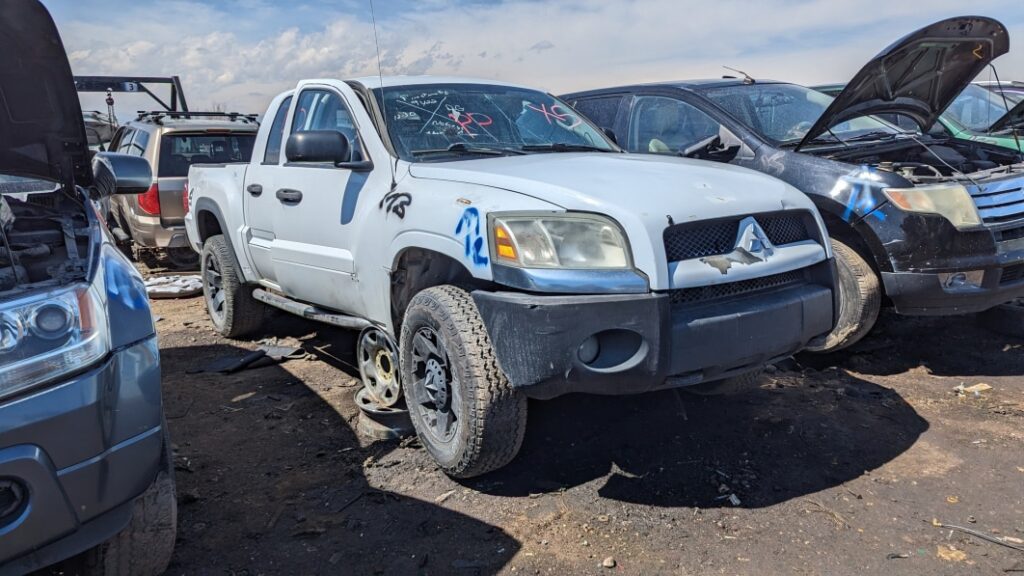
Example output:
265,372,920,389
292,89,363,161
158,133,256,177
628,96,720,154
263,95,293,165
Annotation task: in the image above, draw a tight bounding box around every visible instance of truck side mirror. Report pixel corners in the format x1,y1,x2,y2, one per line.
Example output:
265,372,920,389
602,127,618,146
91,152,153,196
285,131,352,165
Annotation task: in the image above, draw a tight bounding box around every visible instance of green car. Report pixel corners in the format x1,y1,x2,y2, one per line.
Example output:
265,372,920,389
815,83,1024,152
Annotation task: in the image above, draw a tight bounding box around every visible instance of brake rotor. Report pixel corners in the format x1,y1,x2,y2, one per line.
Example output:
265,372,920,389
356,326,403,407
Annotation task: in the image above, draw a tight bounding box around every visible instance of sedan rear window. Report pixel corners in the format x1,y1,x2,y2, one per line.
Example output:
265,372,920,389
158,133,256,177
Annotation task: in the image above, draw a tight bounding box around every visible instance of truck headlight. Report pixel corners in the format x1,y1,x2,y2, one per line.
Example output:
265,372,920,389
883,184,982,230
490,213,631,269
0,284,110,399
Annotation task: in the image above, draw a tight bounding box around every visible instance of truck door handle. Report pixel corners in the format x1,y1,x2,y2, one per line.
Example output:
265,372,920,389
247,184,263,196
276,188,303,204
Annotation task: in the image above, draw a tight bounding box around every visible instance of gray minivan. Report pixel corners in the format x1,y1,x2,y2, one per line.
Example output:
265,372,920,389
0,1,176,574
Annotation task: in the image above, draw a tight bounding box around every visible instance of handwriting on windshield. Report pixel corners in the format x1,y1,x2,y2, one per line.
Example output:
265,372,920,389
446,104,493,137
526,102,582,128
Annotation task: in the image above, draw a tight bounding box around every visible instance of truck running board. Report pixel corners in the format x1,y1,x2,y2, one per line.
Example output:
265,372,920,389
252,288,373,331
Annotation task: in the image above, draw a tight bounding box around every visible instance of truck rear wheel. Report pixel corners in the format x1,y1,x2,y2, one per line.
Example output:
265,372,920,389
807,239,881,354
399,285,527,478
201,234,265,338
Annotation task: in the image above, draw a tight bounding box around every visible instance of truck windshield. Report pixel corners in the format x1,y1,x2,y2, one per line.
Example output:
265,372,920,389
701,83,898,146
373,83,617,161
158,133,256,177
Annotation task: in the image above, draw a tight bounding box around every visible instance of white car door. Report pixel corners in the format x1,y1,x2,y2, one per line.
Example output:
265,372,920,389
267,83,376,314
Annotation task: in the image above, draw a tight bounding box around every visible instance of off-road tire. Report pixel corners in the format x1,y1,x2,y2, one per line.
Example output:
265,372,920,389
67,427,177,576
684,369,763,396
807,239,881,353
201,234,264,338
400,285,527,478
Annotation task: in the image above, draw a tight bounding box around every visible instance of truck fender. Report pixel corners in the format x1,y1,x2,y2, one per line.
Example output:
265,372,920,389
193,198,248,276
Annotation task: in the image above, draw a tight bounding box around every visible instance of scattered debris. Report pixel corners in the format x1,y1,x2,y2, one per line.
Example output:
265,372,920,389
602,556,616,568
188,344,307,374
937,545,967,562
886,553,909,560
145,274,202,299
435,490,457,504
946,495,959,504
930,519,1024,552
805,499,849,529
953,382,993,397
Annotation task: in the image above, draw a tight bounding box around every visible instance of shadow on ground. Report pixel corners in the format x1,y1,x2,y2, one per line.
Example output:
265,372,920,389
798,310,1024,378
468,367,928,509
159,342,518,576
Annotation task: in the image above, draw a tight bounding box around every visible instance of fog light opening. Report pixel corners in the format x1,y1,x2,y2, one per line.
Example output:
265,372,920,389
0,479,26,526
577,329,647,372
938,270,984,292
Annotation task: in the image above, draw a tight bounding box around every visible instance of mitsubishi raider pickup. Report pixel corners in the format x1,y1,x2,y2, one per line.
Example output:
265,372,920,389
1,1,175,574
185,76,838,477
565,16,1024,353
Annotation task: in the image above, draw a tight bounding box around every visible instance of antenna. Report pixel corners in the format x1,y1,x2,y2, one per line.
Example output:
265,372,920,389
369,0,397,191
723,66,755,85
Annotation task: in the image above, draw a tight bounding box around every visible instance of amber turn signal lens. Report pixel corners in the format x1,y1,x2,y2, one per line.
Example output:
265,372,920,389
494,224,517,261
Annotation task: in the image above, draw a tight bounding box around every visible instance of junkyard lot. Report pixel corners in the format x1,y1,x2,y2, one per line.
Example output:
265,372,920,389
153,296,1023,575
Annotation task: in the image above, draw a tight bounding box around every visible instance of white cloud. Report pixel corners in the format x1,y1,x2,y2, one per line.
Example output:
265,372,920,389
57,0,1024,115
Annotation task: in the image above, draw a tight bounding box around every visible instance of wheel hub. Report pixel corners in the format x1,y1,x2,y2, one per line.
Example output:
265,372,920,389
425,358,448,407
357,327,403,407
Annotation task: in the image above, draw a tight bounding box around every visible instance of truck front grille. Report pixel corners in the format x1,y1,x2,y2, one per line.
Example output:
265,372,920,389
669,269,806,305
663,211,815,262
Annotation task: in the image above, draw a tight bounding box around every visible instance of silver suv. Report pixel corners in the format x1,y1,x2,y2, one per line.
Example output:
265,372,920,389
107,112,258,267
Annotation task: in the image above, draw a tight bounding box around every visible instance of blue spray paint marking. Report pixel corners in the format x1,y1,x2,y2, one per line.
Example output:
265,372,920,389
455,207,489,266
840,165,886,222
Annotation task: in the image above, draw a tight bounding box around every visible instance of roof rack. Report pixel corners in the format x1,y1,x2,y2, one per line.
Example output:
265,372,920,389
134,111,260,125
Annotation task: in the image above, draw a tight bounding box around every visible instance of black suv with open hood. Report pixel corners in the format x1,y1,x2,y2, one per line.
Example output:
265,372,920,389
565,16,1024,352
0,1,176,574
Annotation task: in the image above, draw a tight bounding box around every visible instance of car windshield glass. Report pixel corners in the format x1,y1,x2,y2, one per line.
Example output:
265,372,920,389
944,84,1019,131
158,133,256,177
373,83,617,161
702,83,898,145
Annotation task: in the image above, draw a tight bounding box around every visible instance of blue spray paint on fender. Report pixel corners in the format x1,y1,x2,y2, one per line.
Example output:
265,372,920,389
455,207,489,266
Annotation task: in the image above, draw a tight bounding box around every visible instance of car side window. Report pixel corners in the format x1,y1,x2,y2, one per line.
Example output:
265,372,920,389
571,96,622,132
129,130,150,156
627,96,721,155
115,129,135,153
291,89,362,161
263,95,293,165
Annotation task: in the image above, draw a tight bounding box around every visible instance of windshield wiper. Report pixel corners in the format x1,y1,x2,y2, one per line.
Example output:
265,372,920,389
411,143,527,158
843,130,902,143
520,143,616,153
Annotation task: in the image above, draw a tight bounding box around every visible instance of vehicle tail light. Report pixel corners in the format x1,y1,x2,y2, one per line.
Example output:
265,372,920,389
138,183,161,215
183,179,190,214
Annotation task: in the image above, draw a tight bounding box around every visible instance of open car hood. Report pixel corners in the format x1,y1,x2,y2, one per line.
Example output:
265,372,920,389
986,98,1024,133
0,0,90,188
799,16,1009,149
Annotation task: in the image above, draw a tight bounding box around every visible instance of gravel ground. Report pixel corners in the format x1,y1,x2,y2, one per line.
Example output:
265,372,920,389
150,295,1023,576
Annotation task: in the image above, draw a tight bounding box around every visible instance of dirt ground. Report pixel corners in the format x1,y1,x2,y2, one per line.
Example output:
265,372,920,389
151,293,1024,576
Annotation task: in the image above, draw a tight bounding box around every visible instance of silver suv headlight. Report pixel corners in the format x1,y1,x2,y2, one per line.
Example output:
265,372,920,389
883,183,982,230
490,212,631,269
0,283,110,398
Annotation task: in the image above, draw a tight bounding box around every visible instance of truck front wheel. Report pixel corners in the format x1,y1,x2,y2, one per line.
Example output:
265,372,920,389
807,239,881,354
201,234,265,338
399,285,527,478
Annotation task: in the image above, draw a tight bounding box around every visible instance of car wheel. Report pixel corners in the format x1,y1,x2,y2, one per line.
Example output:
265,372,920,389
400,285,527,478
806,239,881,354
201,234,264,338
60,426,177,576
683,369,764,396
164,246,200,270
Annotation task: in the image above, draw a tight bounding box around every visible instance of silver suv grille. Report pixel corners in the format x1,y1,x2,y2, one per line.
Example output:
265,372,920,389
970,178,1024,227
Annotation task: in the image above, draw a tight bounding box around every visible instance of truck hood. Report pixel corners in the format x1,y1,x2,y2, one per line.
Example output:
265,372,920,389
800,16,1009,148
408,153,802,221
0,0,90,189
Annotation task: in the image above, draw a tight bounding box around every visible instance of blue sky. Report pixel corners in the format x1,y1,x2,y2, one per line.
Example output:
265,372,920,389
47,0,1024,115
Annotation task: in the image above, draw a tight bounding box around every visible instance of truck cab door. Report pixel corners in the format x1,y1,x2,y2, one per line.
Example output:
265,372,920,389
261,83,376,314
243,93,292,284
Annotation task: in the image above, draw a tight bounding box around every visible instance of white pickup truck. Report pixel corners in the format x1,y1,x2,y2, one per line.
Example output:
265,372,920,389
185,76,838,477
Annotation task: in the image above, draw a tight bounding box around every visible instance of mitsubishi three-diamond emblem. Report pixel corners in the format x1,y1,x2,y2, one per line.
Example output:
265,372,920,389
734,216,774,261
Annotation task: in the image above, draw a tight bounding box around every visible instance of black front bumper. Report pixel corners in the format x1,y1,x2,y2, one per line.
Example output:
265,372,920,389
473,263,836,399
